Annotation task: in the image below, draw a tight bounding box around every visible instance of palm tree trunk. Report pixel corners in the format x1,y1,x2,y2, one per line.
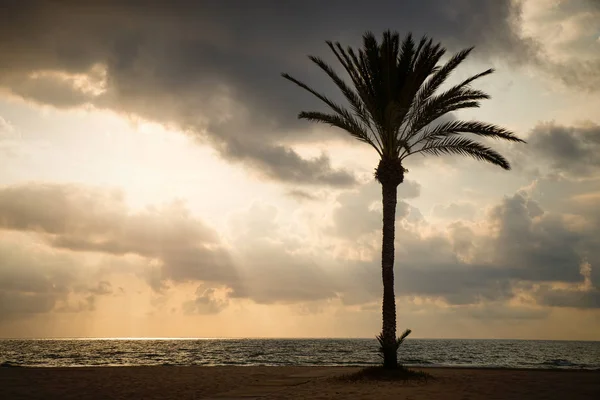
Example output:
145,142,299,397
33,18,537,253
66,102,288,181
381,182,398,369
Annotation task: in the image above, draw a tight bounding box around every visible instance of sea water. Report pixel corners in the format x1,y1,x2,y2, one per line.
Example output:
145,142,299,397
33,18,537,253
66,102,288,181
1,338,598,369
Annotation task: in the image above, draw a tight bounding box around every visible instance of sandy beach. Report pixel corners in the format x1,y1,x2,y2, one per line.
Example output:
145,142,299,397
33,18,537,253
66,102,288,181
1,366,598,399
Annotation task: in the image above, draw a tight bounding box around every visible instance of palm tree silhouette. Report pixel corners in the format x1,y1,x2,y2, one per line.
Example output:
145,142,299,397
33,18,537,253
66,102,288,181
282,30,525,369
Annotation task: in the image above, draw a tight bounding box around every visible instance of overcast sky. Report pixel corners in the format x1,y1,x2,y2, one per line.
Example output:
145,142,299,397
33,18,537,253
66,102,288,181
0,0,599,340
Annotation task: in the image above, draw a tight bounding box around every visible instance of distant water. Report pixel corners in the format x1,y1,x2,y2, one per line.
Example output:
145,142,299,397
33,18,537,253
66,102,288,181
1,339,599,369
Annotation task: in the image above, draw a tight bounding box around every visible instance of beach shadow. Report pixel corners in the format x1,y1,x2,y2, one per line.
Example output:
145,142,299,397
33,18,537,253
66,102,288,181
336,365,434,384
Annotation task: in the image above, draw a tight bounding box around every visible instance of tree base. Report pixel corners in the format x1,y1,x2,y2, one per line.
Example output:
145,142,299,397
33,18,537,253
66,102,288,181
339,365,433,382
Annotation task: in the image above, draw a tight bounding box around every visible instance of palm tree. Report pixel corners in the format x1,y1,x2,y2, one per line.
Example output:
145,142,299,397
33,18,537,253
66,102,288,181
282,31,524,369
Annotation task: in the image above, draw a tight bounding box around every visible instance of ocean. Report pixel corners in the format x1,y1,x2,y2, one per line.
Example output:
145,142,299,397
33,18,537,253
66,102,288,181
1,338,599,369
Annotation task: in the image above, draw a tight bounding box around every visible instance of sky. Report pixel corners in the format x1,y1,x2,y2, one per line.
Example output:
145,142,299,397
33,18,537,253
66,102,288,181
0,0,599,340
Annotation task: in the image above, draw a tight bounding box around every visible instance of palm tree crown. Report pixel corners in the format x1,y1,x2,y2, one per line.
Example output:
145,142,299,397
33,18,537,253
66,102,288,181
282,30,524,172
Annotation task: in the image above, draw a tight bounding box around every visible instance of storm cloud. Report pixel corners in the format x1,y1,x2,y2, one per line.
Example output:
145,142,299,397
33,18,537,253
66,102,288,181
0,0,578,186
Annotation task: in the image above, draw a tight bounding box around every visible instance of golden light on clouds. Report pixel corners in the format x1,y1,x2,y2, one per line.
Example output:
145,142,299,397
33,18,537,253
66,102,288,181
28,64,108,97
0,0,599,341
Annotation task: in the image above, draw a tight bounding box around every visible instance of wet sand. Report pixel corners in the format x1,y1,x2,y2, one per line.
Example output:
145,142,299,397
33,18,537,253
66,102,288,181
1,366,598,399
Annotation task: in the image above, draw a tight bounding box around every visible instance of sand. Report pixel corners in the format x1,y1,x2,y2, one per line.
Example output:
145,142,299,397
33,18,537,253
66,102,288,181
1,366,598,399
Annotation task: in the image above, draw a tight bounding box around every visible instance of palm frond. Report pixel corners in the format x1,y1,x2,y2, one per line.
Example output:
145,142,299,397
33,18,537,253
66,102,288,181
416,120,525,145
281,73,347,117
282,30,524,171
413,47,474,107
326,41,384,150
327,42,371,105
413,136,512,169
408,88,490,136
299,111,382,155
395,37,445,141
397,328,412,345
405,63,495,139
307,56,373,128
458,68,495,87
377,328,412,357
346,45,383,133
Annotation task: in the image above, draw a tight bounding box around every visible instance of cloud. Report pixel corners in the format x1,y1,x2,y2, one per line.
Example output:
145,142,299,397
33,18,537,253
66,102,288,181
534,286,600,309
487,192,585,283
219,179,600,310
0,116,15,135
0,234,107,321
285,189,320,201
0,291,56,320
526,122,600,177
182,286,229,315
220,140,356,186
2,177,599,319
0,115,19,159
0,184,338,307
327,179,420,239
432,202,477,220
466,303,550,321
229,241,339,304
85,281,113,296
332,185,600,309
0,0,546,187
226,202,339,304
0,183,239,291
522,0,600,91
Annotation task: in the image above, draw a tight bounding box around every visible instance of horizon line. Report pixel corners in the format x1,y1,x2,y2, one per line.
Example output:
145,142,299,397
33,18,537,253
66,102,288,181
1,336,598,342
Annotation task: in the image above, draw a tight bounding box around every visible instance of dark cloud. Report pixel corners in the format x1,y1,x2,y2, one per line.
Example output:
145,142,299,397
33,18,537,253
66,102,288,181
487,192,584,283
534,286,600,309
220,140,355,186
0,0,540,186
526,122,600,178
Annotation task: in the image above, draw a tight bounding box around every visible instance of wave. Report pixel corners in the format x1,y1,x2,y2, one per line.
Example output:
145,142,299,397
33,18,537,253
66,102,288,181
0,361,22,368
3,339,598,369
400,359,434,365
541,359,576,367
536,359,600,369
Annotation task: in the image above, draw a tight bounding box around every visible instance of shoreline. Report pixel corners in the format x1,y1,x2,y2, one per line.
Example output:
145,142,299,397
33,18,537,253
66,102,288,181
2,365,599,399
2,361,600,372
